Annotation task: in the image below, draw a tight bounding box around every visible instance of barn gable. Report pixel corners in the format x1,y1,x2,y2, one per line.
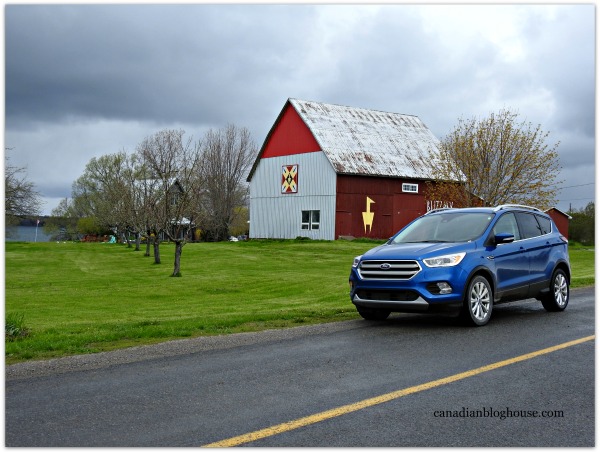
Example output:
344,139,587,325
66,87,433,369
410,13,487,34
261,102,321,158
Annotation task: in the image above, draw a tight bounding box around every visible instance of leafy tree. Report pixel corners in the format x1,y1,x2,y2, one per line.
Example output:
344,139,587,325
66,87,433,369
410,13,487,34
71,152,129,236
5,157,42,225
229,206,249,237
424,109,562,208
44,197,78,240
77,216,105,236
569,202,594,245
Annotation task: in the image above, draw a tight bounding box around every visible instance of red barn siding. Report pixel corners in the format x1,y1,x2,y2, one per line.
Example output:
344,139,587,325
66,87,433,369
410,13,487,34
335,175,427,239
546,209,570,239
262,104,321,158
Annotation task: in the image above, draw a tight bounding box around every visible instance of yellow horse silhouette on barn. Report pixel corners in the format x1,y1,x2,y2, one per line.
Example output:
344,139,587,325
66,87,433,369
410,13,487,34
362,197,375,234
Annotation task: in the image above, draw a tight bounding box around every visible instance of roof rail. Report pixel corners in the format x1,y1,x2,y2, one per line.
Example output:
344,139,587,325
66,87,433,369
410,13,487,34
425,208,456,215
493,204,542,212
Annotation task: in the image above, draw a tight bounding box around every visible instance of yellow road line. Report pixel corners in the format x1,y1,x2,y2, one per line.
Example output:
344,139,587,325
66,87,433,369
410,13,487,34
203,335,595,447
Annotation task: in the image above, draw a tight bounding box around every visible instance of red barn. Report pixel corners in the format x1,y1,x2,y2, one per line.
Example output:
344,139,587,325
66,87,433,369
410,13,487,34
247,98,458,240
545,207,572,239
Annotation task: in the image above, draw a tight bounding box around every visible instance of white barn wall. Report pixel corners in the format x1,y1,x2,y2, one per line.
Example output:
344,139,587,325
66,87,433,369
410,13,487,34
249,152,337,239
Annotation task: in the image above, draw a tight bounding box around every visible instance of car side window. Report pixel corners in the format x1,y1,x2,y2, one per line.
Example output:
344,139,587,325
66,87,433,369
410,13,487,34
535,215,552,235
516,212,542,239
493,213,521,241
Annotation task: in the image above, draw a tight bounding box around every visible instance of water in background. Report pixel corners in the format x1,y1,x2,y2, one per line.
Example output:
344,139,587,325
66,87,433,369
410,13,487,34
5,226,53,242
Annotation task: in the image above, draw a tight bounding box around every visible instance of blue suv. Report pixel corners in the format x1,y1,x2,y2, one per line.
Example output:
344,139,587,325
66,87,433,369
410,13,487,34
349,205,570,326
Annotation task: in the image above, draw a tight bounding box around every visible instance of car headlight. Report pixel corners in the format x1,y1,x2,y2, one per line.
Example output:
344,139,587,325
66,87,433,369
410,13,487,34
423,252,466,268
352,255,362,268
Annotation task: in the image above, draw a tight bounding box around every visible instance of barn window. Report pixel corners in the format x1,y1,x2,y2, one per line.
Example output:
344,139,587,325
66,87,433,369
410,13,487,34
301,210,320,230
402,183,419,193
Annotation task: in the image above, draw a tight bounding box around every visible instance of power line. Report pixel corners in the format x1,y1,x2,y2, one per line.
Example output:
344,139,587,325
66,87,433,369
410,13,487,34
558,182,595,190
559,197,595,202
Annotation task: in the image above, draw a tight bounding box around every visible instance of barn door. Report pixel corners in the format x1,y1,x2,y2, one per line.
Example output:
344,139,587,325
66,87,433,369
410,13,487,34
393,194,424,234
336,211,352,238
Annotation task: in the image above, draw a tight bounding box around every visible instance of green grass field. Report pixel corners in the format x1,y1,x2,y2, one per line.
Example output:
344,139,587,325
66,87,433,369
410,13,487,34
5,240,595,363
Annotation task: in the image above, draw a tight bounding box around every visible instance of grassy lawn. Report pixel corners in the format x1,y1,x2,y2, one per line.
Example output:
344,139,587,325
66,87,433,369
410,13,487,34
5,240,376,363
5,240,594,364
567,244,596,287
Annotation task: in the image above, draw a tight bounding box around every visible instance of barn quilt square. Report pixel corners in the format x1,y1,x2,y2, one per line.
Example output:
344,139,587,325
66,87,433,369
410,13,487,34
281,165,298,194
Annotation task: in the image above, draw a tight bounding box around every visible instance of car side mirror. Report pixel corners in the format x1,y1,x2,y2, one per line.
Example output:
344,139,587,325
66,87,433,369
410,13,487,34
495,233,515,244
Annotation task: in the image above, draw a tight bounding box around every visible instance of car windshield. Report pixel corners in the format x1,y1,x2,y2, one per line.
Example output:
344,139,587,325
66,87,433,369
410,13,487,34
391,212,495,244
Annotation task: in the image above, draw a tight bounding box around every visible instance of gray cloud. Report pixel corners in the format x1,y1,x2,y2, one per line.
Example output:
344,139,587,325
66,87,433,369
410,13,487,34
6,5,318,128
5,4,595,215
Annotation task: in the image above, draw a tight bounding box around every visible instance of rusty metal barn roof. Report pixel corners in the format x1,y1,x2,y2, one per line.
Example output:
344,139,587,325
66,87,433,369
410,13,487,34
289,98,441,179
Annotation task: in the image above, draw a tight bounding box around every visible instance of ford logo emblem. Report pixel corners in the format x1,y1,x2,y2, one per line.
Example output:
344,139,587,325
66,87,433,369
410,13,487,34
380,263,392,270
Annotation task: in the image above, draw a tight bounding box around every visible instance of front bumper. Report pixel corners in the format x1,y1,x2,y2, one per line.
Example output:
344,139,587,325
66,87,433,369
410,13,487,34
349,264,467,314
352,292,430,312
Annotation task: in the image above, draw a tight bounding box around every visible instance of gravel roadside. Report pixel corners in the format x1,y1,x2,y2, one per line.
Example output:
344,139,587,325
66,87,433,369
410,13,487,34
6,320,363,381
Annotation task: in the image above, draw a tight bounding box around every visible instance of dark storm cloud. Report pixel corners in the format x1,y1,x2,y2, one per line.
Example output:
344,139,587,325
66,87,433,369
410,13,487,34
497,6,595,171
519,7,595,144
5,4,317,130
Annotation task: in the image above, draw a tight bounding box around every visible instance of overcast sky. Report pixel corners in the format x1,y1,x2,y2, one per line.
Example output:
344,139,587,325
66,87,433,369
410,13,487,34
4,3,596,215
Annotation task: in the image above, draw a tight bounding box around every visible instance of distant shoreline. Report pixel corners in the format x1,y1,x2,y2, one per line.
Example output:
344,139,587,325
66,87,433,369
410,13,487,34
5,225,52,242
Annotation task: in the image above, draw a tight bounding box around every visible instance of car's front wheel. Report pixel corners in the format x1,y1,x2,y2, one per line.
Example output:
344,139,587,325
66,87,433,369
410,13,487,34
461,275,493,326
541,269,569,312
357,307,390,321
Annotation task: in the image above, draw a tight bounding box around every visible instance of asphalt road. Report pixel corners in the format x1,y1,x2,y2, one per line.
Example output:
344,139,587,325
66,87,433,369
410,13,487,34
5,287,595,447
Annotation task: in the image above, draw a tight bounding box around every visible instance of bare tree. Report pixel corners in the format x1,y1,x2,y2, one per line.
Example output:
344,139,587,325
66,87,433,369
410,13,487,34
51,197,73,217
134,137,164,262
425,109,562,208
139,129,201,276
118,153,155,252
5,157,42,225
199,125,256,241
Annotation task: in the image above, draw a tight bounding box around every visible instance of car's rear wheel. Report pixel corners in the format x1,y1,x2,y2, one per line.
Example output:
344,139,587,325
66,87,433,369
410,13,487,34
461,275,493,326
541,269,569,312
357,307,390,321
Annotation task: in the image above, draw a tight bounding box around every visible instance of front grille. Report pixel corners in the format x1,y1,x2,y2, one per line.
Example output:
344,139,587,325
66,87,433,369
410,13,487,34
358,260,421,280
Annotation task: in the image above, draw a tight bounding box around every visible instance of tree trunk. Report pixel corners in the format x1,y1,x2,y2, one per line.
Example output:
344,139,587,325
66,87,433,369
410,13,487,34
124,231,132,248
135,232,141,251
218,224,229,242
172,240,183,277
153,235,161,264
145,230,151,257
